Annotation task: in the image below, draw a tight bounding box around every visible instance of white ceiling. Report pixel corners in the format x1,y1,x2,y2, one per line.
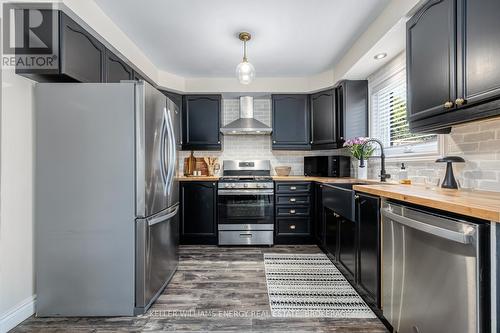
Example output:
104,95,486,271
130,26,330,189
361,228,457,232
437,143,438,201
94,0,390,78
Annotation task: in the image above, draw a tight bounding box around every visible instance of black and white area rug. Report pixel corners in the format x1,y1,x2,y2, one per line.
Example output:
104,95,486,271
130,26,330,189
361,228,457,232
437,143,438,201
264,253,376,318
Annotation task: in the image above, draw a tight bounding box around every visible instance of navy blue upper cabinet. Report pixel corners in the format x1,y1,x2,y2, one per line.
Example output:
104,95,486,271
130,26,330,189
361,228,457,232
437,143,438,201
408,0,500,133
182,95,221,151
16,11,106,82
310,89,337,149
271,95,310,150
407,0,457,125
337,80,368,142
310,83,368,148
104,49,133,82
457,0,500,107
59,13,106,83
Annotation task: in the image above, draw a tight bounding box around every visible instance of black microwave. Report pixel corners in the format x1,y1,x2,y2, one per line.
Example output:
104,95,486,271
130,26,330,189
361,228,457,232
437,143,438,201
304,156,351,177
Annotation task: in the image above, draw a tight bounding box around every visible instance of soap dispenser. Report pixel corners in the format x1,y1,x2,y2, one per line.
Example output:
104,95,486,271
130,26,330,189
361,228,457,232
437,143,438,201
398,163,408,181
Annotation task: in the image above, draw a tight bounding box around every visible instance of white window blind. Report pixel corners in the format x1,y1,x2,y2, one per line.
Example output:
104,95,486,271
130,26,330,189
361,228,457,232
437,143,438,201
370,53,437,156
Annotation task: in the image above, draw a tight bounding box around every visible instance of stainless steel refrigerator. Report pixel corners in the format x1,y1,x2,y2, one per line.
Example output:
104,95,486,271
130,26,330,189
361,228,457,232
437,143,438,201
34,81,180,316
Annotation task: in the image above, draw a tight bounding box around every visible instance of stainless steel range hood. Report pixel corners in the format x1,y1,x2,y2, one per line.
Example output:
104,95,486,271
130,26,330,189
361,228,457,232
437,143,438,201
220,96,272,135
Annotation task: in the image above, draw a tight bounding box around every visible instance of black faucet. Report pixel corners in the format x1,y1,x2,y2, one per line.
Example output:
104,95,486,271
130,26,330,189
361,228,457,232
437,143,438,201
359,138,391,182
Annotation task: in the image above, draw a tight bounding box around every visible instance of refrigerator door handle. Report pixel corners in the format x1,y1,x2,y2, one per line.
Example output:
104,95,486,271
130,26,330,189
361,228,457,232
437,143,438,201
161,107,171,192
148,205,179,226
159,113,168,187
163,107,172,193
166,108,176,193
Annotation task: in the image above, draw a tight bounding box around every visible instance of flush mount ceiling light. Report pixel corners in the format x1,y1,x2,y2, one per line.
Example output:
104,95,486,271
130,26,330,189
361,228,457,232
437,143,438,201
236,32,256,85
374,52,387,60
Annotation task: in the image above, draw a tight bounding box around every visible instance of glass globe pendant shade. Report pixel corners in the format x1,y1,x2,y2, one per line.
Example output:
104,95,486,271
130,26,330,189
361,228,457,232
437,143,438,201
236,60,255,85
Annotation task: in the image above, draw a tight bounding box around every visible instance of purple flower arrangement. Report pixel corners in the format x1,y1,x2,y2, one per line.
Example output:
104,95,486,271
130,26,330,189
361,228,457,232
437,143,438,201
343,137,375,160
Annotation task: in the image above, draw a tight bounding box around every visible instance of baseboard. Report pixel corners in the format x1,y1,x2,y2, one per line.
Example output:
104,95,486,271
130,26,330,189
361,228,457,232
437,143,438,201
0,295,36,333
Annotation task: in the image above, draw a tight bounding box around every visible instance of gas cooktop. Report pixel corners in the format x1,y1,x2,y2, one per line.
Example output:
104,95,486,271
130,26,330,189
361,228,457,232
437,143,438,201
219,176,273,182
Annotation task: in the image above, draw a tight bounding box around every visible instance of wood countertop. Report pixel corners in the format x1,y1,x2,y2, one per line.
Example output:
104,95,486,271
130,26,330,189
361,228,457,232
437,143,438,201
176,176,219,181
177,175,500,221
272,176,387,184
353,184,500,222
178,176,385,184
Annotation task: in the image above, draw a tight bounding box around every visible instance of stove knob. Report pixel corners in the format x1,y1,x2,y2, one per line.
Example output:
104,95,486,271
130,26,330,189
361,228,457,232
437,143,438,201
244,184,248,188
256,184,261,188
231,184,236,188
225,184,230,188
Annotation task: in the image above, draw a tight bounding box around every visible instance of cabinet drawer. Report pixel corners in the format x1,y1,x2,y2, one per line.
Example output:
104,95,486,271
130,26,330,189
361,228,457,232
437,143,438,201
276,194,311,205
277,218,310,235
275,182,311,193
218,230,273,246
276,206,311,217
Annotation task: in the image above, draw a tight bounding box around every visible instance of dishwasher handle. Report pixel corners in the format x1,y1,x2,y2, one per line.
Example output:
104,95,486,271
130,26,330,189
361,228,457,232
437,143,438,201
382,208,474,244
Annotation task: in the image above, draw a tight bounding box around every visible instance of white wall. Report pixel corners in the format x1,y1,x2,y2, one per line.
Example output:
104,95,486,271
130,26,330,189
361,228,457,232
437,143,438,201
0,69,35,332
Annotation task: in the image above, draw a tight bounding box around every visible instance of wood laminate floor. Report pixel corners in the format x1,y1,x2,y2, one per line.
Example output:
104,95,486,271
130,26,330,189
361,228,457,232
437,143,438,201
13,245,388,333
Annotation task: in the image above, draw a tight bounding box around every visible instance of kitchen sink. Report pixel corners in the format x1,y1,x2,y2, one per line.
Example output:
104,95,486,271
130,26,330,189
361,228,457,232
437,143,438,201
326,182,397,190
325,182,369,190
322,182,394,220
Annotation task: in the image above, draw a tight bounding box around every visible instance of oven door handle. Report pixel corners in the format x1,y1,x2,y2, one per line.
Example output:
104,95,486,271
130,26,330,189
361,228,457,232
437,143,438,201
218,190,274,196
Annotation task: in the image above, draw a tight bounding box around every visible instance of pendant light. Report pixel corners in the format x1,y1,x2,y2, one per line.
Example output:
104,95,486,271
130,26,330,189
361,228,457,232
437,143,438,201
236,32,255,85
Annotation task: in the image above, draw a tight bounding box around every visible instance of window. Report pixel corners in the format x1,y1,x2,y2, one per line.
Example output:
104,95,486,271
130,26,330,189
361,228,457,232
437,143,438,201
369,53,438,157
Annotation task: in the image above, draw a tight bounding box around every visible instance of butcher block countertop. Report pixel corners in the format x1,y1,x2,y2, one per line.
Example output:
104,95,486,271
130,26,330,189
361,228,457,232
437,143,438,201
272,176,385,184
177,175,500,221
176,176,219,181
177,176,384,183
353,184,500,222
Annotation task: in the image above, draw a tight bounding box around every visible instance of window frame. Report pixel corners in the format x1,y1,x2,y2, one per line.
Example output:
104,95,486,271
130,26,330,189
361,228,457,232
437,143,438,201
368,52,442,160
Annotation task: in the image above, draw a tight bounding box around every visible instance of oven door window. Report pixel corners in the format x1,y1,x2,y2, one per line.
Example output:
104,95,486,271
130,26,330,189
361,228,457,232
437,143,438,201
218,194,274,223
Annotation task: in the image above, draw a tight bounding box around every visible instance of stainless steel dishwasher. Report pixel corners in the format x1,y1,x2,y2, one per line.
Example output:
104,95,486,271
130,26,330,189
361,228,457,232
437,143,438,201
381,200,488,333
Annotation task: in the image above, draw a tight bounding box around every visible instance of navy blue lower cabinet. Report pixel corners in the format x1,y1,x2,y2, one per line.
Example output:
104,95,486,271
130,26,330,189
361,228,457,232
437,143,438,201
180,181,217,245
338,215,357,281
324,207,339,260
356,193,381,309
274,182,314,244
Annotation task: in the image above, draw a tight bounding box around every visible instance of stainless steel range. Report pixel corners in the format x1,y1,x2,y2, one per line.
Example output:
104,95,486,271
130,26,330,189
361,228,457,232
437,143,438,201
218,160,274,246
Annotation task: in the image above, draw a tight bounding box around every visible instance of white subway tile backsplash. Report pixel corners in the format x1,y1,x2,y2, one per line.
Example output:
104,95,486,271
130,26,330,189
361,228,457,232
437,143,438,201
463,131,495,142
375,117,500,192
182,98,500,193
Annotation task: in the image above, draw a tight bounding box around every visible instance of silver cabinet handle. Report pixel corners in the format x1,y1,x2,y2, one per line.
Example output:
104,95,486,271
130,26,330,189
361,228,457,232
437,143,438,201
218,189,274,196
239,233,252,238
289,225,296,230
382,208,474,244
289,198,296,202
290,209,296,214
290,186,297,190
